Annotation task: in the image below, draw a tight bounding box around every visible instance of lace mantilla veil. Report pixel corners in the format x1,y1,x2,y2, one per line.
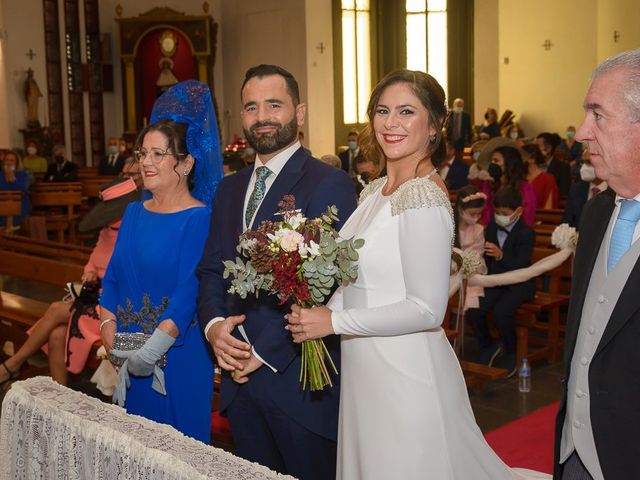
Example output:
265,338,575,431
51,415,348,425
149,79,223,207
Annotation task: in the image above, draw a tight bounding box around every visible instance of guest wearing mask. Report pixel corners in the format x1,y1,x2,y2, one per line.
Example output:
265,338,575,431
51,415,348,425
44,145,78,182
523,143,559,209
446,98,472,152
506,123,525,147
338,130,360,173
439,137,469,191
466,187,535,375
22,141,48,173
561,150,607,230
0,150,31,228
536,132,571,197
558,125,582,164
478,108,501,139
98,137,127,176
467,140,492,190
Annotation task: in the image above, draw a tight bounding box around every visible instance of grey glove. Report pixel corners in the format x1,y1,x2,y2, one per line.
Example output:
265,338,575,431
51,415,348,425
128,329,175,376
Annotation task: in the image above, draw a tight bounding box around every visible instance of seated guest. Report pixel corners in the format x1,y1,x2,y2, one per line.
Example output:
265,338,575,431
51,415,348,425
0,177,140,387
558,125,582,164
482,143,536,226
523,143,559,209
352,153,378,196
0,150,31,228
98,137,127,176
320,154,342,169
478,107,501,139
22,141,48,173
44,145,78,182
561,150,607,230
467,187,536,375
440,137,469,191
506,123,525,146
338,130,360,173
454,185,487,310
467,139,492,190
536,132,571,197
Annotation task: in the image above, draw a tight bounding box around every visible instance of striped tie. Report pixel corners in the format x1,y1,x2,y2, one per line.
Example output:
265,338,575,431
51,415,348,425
245,166,272,228
607,199,640,271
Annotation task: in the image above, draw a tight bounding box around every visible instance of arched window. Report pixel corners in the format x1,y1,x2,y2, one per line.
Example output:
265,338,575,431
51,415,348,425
341,0,371,125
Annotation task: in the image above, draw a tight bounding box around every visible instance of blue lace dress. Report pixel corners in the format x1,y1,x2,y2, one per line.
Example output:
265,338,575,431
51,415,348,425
100,201,214,442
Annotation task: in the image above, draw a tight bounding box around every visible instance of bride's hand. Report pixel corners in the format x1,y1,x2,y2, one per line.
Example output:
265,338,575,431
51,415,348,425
285,304,334,343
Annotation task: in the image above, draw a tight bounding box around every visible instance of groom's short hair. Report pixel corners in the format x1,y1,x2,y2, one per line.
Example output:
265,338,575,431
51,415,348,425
241,64,300,106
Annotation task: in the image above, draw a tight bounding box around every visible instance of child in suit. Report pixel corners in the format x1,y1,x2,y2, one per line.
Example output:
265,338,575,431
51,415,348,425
467,186,536,375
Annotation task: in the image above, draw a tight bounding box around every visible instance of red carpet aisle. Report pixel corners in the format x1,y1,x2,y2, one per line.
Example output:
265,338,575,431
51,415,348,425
485,402,559,474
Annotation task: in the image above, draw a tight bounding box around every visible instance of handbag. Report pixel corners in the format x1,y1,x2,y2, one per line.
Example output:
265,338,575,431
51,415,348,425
109,332,168,368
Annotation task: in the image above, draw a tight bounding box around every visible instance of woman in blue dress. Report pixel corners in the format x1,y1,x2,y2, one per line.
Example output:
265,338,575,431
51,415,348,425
100,80,223,443
0,150,31,228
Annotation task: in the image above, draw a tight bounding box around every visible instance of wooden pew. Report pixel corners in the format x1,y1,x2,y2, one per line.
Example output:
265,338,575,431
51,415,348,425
0,191,22,233
535,208,564,226
80,176,117,201
29,182,83,242
514,247,572,365
0,236,89,376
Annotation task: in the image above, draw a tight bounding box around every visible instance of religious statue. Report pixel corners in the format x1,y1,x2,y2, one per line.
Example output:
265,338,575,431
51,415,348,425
24,68,42,128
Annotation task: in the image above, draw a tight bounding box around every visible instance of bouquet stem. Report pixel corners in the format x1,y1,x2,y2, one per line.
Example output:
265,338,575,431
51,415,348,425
300,338,338,391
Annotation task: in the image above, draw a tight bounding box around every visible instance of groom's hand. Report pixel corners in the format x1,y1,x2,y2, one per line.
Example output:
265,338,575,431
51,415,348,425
231,354,263,384
208,315,251,371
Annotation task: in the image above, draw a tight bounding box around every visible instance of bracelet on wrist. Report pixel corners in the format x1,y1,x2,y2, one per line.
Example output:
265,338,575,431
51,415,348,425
99,318,116,331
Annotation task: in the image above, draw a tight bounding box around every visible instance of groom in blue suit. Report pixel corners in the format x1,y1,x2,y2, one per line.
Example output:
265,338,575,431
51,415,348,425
197,65,357,480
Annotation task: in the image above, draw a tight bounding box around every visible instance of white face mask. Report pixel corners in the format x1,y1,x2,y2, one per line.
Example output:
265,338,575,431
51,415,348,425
460,211,479,225
452,107,463,114
580,163,596,182
494,213,517,228
509,131,519,140
6,165,15,172
27,147,37,156
472,151,481,161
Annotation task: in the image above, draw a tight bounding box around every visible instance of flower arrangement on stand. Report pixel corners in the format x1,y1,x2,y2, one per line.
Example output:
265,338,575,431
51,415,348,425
223,195,364,391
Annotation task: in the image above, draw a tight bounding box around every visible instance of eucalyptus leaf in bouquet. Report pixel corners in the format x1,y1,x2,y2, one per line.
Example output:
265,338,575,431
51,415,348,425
223,194,364,391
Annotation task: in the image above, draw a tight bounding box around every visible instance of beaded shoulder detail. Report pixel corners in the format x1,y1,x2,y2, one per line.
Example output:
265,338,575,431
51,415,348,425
389,176,451,216
358,177,387,204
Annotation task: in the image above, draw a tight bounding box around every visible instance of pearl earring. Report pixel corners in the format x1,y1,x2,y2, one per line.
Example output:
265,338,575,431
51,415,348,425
183,170,190,176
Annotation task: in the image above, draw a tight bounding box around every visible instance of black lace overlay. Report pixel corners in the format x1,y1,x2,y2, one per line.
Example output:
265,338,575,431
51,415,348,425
117,294,170,334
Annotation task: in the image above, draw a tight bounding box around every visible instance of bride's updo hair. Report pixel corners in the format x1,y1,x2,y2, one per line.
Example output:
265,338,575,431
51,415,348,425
360,69,448,174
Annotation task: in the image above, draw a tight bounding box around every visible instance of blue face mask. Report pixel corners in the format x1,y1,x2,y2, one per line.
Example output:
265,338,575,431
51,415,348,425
348,140,358,151
108,145,118,155
566,131,575,140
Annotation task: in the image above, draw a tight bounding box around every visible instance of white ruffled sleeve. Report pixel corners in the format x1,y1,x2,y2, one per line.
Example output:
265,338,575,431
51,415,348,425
331,203,453,336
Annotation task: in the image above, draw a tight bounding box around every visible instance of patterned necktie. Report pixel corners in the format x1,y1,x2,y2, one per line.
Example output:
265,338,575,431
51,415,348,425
245,166,272,228
607,199,640,271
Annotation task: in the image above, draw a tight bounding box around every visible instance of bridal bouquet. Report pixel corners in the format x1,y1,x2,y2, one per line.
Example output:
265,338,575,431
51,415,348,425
223,195,364,391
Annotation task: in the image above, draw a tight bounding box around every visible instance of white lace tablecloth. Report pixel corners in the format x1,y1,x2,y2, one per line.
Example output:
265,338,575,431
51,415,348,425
0,377,294,480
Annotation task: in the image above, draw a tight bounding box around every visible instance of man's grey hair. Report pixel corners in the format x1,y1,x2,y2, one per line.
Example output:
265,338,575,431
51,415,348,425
593,48,640,122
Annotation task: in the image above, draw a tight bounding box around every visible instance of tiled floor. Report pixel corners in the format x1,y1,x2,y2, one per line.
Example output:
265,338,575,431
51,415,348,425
0,273,564,451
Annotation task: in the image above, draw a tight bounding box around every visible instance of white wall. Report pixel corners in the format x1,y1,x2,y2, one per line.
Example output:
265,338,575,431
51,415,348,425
220,0,307,148
304,0,335,157
473,0,499,128
1,0,48,149
497,0,597,137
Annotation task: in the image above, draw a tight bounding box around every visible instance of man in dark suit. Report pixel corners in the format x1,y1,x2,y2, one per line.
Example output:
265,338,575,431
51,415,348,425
466,187,535,375
98,137,127,176
338,130,359,173
446,98,472,153
536,132,571,197
197,64,357,480
440,137,469,191
44,144,78,182
555,48,640,480
561,155,607,230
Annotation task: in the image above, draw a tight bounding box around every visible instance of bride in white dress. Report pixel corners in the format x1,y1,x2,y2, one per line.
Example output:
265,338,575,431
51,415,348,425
287,70,549,480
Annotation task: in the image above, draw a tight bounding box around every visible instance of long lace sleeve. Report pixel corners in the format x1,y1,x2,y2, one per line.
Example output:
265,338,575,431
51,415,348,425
331,204,453,336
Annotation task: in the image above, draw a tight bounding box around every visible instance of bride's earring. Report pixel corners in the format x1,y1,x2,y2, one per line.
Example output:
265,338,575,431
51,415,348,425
183,170,190,176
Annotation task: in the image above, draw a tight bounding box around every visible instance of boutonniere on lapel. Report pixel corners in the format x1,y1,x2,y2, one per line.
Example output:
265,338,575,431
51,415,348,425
223,194,364,391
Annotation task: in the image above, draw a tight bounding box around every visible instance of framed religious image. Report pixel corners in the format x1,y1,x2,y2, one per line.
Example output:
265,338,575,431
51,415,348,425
159,30,177,57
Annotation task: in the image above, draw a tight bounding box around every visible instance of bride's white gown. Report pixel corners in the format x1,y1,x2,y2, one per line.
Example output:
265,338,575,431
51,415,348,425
328,177,550,480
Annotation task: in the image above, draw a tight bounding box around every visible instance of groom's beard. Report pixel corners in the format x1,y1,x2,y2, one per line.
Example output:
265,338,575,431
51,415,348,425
244,117,298,155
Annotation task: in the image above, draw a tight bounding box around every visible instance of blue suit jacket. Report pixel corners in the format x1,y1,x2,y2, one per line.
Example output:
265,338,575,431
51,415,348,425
561,181,589,230
197,147,357,441
444,157,469,191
